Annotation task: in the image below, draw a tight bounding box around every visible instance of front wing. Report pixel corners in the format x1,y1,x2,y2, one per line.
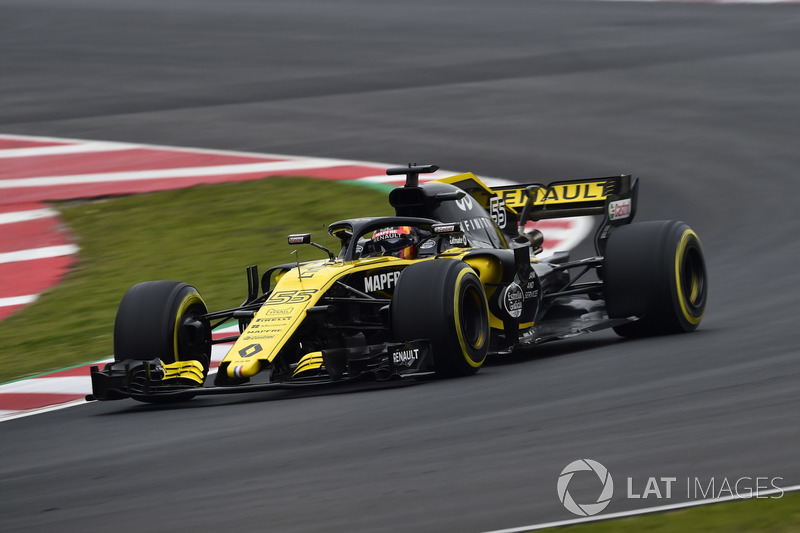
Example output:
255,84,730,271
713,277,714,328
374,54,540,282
87,340,434,402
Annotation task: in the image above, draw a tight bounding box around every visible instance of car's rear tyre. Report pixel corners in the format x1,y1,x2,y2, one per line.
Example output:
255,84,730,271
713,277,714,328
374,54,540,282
114,281,211,373
604,220,707,337
391,260,489,377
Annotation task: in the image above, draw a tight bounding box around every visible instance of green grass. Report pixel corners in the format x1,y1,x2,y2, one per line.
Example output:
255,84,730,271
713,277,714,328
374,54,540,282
0,178,391,382
536,491,800,533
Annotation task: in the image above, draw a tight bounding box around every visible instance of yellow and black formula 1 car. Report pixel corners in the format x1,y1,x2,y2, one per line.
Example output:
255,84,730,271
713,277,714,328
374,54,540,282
89,164,707,402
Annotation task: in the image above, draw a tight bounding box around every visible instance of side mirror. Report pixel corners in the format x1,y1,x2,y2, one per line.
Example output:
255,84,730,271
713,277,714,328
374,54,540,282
287,233,335,261
288,233,312,245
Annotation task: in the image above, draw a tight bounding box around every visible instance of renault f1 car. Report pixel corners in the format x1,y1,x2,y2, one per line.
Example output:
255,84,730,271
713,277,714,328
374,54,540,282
89,165,707,402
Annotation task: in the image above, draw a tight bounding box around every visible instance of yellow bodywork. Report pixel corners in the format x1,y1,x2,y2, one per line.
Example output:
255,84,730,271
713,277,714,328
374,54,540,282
221,257,416,379
495,179,613,210
220,253,512,379
437,172,610,211
161,359,206,385
292,351,325,377
220,173,538,380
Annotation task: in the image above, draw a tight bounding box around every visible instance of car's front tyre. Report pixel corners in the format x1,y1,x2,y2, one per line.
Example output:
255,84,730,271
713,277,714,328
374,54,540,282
114,281,212,373
391,260,489,377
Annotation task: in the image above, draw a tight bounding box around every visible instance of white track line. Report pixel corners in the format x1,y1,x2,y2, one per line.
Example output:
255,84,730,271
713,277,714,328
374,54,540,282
0,132,384,166
0,208,59,225
0,343,236,424
0,376,91,394
0,141,134,159
0,398,90,422
0,295,38,308
0,158,363,189
0,244,79,264
0,133,513,189
211,343,235,361
482,485,800,533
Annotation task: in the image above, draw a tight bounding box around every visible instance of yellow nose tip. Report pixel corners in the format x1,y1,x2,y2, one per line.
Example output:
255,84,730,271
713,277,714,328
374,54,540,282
227,360,261,379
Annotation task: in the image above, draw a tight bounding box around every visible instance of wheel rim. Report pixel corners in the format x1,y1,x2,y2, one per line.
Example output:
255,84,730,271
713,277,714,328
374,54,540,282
675,230,706,324
459,284,488,350
682,245,705,307
174,293,210,365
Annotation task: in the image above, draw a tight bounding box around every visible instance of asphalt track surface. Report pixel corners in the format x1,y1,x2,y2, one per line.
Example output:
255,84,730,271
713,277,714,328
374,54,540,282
2,1,800,531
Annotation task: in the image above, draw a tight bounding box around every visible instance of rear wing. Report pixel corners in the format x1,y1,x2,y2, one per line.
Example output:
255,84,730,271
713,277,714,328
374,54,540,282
438,173,638,256
494,175,638,256
492,175,638,223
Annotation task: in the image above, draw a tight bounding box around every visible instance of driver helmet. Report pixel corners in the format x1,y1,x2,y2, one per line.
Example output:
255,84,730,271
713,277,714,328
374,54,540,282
369,226,417,259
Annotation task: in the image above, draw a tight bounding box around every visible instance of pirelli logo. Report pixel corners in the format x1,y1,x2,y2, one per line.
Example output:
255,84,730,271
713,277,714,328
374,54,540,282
498,180,616,209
